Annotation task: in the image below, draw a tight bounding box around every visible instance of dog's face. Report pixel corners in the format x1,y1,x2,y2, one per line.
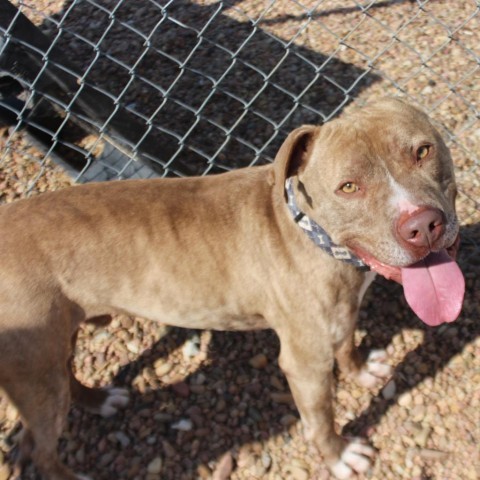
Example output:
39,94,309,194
275,98,464,325
279,98,459,270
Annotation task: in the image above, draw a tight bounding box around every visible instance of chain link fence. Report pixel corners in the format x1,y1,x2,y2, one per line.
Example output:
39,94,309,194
0,0,479,232
1,3,479,479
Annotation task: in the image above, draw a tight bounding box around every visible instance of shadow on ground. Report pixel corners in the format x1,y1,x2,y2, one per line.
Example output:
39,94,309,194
2,0,379,176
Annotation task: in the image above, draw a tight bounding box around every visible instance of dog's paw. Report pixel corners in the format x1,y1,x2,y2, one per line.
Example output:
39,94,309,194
356,349,392,389
330,440,375,479
99,387,130,417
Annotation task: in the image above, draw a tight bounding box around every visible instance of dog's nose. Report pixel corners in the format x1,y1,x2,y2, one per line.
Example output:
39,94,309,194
397,207,446,249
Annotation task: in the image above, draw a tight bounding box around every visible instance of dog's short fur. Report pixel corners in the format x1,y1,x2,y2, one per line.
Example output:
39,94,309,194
0,99,460,479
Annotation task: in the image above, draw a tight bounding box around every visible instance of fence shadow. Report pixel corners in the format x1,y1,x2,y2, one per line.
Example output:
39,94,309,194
1,0,379,177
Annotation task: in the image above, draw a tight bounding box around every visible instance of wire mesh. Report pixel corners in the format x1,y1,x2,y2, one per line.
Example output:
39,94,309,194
0,0,479,231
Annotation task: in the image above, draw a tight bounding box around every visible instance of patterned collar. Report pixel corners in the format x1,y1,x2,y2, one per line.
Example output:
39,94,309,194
285,178,369,270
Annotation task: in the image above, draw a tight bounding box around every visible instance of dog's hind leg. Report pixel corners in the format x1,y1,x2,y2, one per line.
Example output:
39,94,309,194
69,320,129,417
4,364,88,480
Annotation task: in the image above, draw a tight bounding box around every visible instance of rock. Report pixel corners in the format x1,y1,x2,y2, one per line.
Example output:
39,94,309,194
249,353,268,369
245,381,262,396
418,448,449,461
237,448,255,469
99,452,115,467
182,337,201,358
171,418,193,431
75,447,86,463
413,425,432,448
154,412,173,422
171,381,190,397
154,360,173,377
114,431,131,447
190,384,206,394
261,452,272,470
126,340,140,354
212,451,233,480
382,379,396,400
146,474,161,480
162,440,177,458
146,435,157,445
270,392,294,404
147,457,163,474
192,372,207,385
91,331,111,346
398,391,412,407
285,464,309,480
250,463,268,477
269,375,285,390
197,464,211,479
280,414,298,427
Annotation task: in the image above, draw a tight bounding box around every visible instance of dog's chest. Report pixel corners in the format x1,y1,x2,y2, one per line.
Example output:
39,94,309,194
327,271,376,344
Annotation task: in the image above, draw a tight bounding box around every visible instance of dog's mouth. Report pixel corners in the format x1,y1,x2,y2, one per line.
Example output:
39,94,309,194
351,235,465,327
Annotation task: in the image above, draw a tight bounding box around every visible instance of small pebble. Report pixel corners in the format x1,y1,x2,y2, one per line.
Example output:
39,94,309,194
171,419,193,431
182,338,201,358
154,360,173,377
249,353,268,369
284,464,309,480
114,431,130,447
147,457,163,474
382,379,397,399
398,391,412,407
212,451,233,480
171,381,190,397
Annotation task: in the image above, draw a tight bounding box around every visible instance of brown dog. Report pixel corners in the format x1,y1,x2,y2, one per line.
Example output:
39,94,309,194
0,98,464,479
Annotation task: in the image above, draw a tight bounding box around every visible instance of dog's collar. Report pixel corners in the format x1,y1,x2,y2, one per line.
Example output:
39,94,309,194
285,178,369,271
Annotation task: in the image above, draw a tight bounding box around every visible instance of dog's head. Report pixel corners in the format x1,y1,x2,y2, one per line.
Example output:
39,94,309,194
274,98,464,326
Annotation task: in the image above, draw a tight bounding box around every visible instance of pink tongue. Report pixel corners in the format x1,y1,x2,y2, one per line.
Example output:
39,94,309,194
401,250,465,326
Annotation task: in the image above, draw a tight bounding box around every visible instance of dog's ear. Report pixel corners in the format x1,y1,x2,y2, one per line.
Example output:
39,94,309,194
273,125,319,187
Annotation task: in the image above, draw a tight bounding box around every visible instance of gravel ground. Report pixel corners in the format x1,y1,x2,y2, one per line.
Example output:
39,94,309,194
1,1,480,479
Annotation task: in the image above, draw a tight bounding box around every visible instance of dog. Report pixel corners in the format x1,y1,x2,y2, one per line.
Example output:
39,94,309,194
0,98,464,479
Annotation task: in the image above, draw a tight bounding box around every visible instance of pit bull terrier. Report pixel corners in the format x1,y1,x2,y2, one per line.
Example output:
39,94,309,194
0,98,464,479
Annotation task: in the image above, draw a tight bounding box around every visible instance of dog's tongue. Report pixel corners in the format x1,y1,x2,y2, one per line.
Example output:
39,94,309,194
401,250,465,326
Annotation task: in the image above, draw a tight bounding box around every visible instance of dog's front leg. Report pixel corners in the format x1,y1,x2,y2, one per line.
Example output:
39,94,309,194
278,330,374,479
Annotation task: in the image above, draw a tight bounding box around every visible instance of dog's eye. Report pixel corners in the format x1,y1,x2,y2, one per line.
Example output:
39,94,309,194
416,145,431,161
340,182,359,194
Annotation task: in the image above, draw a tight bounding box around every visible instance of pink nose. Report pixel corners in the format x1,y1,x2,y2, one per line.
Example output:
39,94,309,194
397,207,446,249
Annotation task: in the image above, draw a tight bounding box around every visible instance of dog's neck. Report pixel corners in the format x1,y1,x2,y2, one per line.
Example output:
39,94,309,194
285,178,369,271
